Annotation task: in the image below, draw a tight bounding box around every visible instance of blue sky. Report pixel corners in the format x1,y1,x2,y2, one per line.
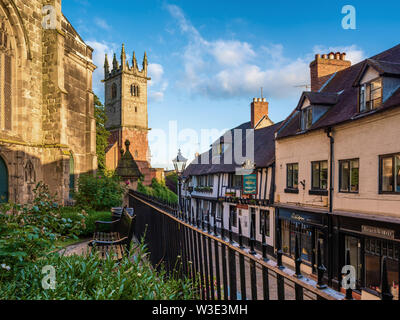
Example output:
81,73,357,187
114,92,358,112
63,0,400,169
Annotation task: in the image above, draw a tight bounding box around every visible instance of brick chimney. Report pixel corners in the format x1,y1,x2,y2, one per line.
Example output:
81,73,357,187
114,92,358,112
251,98,271,129
310,52,351,92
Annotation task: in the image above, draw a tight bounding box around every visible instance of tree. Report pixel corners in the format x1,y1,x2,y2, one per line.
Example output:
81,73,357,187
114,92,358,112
94,95,110,171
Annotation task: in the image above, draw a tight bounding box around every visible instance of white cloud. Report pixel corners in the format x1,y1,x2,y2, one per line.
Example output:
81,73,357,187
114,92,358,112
94,18,111,30
166,5,365,100
148,63,168,103
86,40,118,99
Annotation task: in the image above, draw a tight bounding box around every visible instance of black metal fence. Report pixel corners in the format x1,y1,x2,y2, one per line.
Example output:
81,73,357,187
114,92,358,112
129,190,393,300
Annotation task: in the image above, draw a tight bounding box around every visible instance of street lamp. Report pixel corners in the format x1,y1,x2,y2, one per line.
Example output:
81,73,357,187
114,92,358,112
172,149,187,219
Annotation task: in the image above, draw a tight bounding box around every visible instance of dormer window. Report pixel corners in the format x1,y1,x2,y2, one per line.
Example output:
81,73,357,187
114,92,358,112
359,78,382,113
301,107,313,130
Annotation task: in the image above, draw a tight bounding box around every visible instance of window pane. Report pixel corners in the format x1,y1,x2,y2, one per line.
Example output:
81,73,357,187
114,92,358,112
320,161,328,190
345,236,361,286
371,78,382,91
287,165,293,188
307,108,313,128
312,162,320,189
365,254,381,292
293,164,299,189
350,160,359,192
282,220,290,255
301,225,313,262
340,161,350,192
382,157,394,192
388,258,399,300
396,156,400,193
360,86,366,112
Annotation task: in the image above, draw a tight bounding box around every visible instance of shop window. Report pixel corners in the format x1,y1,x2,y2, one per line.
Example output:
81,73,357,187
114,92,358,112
380,153,400,193
260,210,270,236
364,238,399,299
345,236,361,288
359,78,382,113
281,220,313,263
339,159,359,193
286,163,299,189
229,205,237,228
311,160,328,190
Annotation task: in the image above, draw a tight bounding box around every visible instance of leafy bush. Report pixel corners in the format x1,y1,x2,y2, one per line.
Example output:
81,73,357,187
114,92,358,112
137,179,178,205
0,241,198,300
60,208,112,237
0,183,85,267
73,172,126,211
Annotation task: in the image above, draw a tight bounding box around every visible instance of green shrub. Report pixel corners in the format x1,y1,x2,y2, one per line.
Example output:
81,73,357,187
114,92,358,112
137,179,178,205
60,208,112,237
0,183,85,267
73,172,126,211
0,241,198,300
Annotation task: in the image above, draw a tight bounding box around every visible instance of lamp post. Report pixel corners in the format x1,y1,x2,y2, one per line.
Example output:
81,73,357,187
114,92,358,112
172,149,188,219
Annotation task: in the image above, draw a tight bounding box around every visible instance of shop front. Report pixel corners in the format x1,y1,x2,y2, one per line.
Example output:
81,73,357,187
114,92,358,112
333,213,400,300
275,206,329,275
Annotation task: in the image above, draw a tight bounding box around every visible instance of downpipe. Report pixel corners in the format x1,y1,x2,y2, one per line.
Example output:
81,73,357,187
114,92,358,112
326,127,334,286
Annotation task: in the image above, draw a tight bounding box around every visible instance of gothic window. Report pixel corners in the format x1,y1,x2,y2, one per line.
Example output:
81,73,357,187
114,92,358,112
0,21,13,131
111,83,117,99
134,150,138,158
24,160,36,184
131,84,140,97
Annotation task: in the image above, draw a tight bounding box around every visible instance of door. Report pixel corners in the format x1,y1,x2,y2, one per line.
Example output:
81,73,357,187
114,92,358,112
0,156,8,203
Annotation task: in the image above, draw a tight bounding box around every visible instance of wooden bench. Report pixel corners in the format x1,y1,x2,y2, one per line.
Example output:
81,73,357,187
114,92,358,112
88,208,136,260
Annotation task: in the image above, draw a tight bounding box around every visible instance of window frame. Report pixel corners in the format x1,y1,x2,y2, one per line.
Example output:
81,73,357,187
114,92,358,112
301,107,313,131
259,209,270,237
359,77,383,113
379,152,400,194
286,163,299,191
339,158,360,194
311,160,328,192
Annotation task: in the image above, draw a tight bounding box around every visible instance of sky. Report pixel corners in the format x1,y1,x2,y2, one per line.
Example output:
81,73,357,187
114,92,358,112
63,0,400,169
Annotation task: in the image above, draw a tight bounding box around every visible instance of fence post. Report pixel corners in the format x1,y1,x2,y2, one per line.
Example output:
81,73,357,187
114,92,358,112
295,235,302,279
262,227,269,262
381,256,393,300
228,213,233,244
238,218,244,249
276,226,284,270
249,217,256,255
317,239,327,289
345,249,353,300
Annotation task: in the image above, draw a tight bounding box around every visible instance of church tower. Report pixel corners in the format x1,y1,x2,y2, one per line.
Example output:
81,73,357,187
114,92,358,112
104,44,151,170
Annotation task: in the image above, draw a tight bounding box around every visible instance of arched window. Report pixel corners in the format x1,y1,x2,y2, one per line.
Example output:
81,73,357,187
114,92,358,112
111,83,117,99
24,160,36,184
0,21,13,131
0,155,8,203
131,84,140,97
134,150,138,158
69,154,75,199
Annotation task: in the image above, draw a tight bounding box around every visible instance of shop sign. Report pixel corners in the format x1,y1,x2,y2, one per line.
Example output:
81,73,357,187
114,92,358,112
361,225,395,240
237,204,248,210
291,213,306,222
243,174,257,195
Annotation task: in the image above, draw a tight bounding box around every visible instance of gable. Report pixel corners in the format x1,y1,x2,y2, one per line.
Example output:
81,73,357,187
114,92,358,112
360,66,380,85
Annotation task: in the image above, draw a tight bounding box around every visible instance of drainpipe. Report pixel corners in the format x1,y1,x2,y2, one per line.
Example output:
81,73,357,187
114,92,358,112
326,127,334,286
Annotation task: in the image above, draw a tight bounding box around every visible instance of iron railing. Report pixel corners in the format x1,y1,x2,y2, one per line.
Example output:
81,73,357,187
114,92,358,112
128,190,395,301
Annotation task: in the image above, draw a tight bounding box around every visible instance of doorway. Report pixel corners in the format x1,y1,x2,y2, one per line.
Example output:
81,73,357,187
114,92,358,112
0,156,8,203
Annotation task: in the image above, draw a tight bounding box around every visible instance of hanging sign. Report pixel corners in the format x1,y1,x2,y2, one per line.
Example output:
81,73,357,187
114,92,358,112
243,174,257,195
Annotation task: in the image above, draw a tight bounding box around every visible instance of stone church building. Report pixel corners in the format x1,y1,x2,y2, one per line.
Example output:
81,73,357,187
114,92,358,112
0,0,97,204
104,45,163,185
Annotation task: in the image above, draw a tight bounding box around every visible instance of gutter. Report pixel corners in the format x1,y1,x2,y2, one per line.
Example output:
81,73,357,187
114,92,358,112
326,127,334,286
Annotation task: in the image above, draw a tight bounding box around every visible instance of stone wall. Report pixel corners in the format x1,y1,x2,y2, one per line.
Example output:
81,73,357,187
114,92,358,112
0,0,97,204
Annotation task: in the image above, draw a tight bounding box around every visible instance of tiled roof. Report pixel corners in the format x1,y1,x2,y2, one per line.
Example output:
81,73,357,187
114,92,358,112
184,121,282,177
276,44,400,139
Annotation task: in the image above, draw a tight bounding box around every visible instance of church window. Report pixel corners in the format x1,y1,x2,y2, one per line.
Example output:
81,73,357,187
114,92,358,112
135,106,138,112
0,21,13,131
24,160,36,184
111,83,117,99
131,84,140,97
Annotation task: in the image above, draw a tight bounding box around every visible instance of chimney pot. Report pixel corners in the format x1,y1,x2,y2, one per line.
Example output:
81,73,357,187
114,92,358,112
335,52,340,59
315,54,321,59
322,54,328,59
